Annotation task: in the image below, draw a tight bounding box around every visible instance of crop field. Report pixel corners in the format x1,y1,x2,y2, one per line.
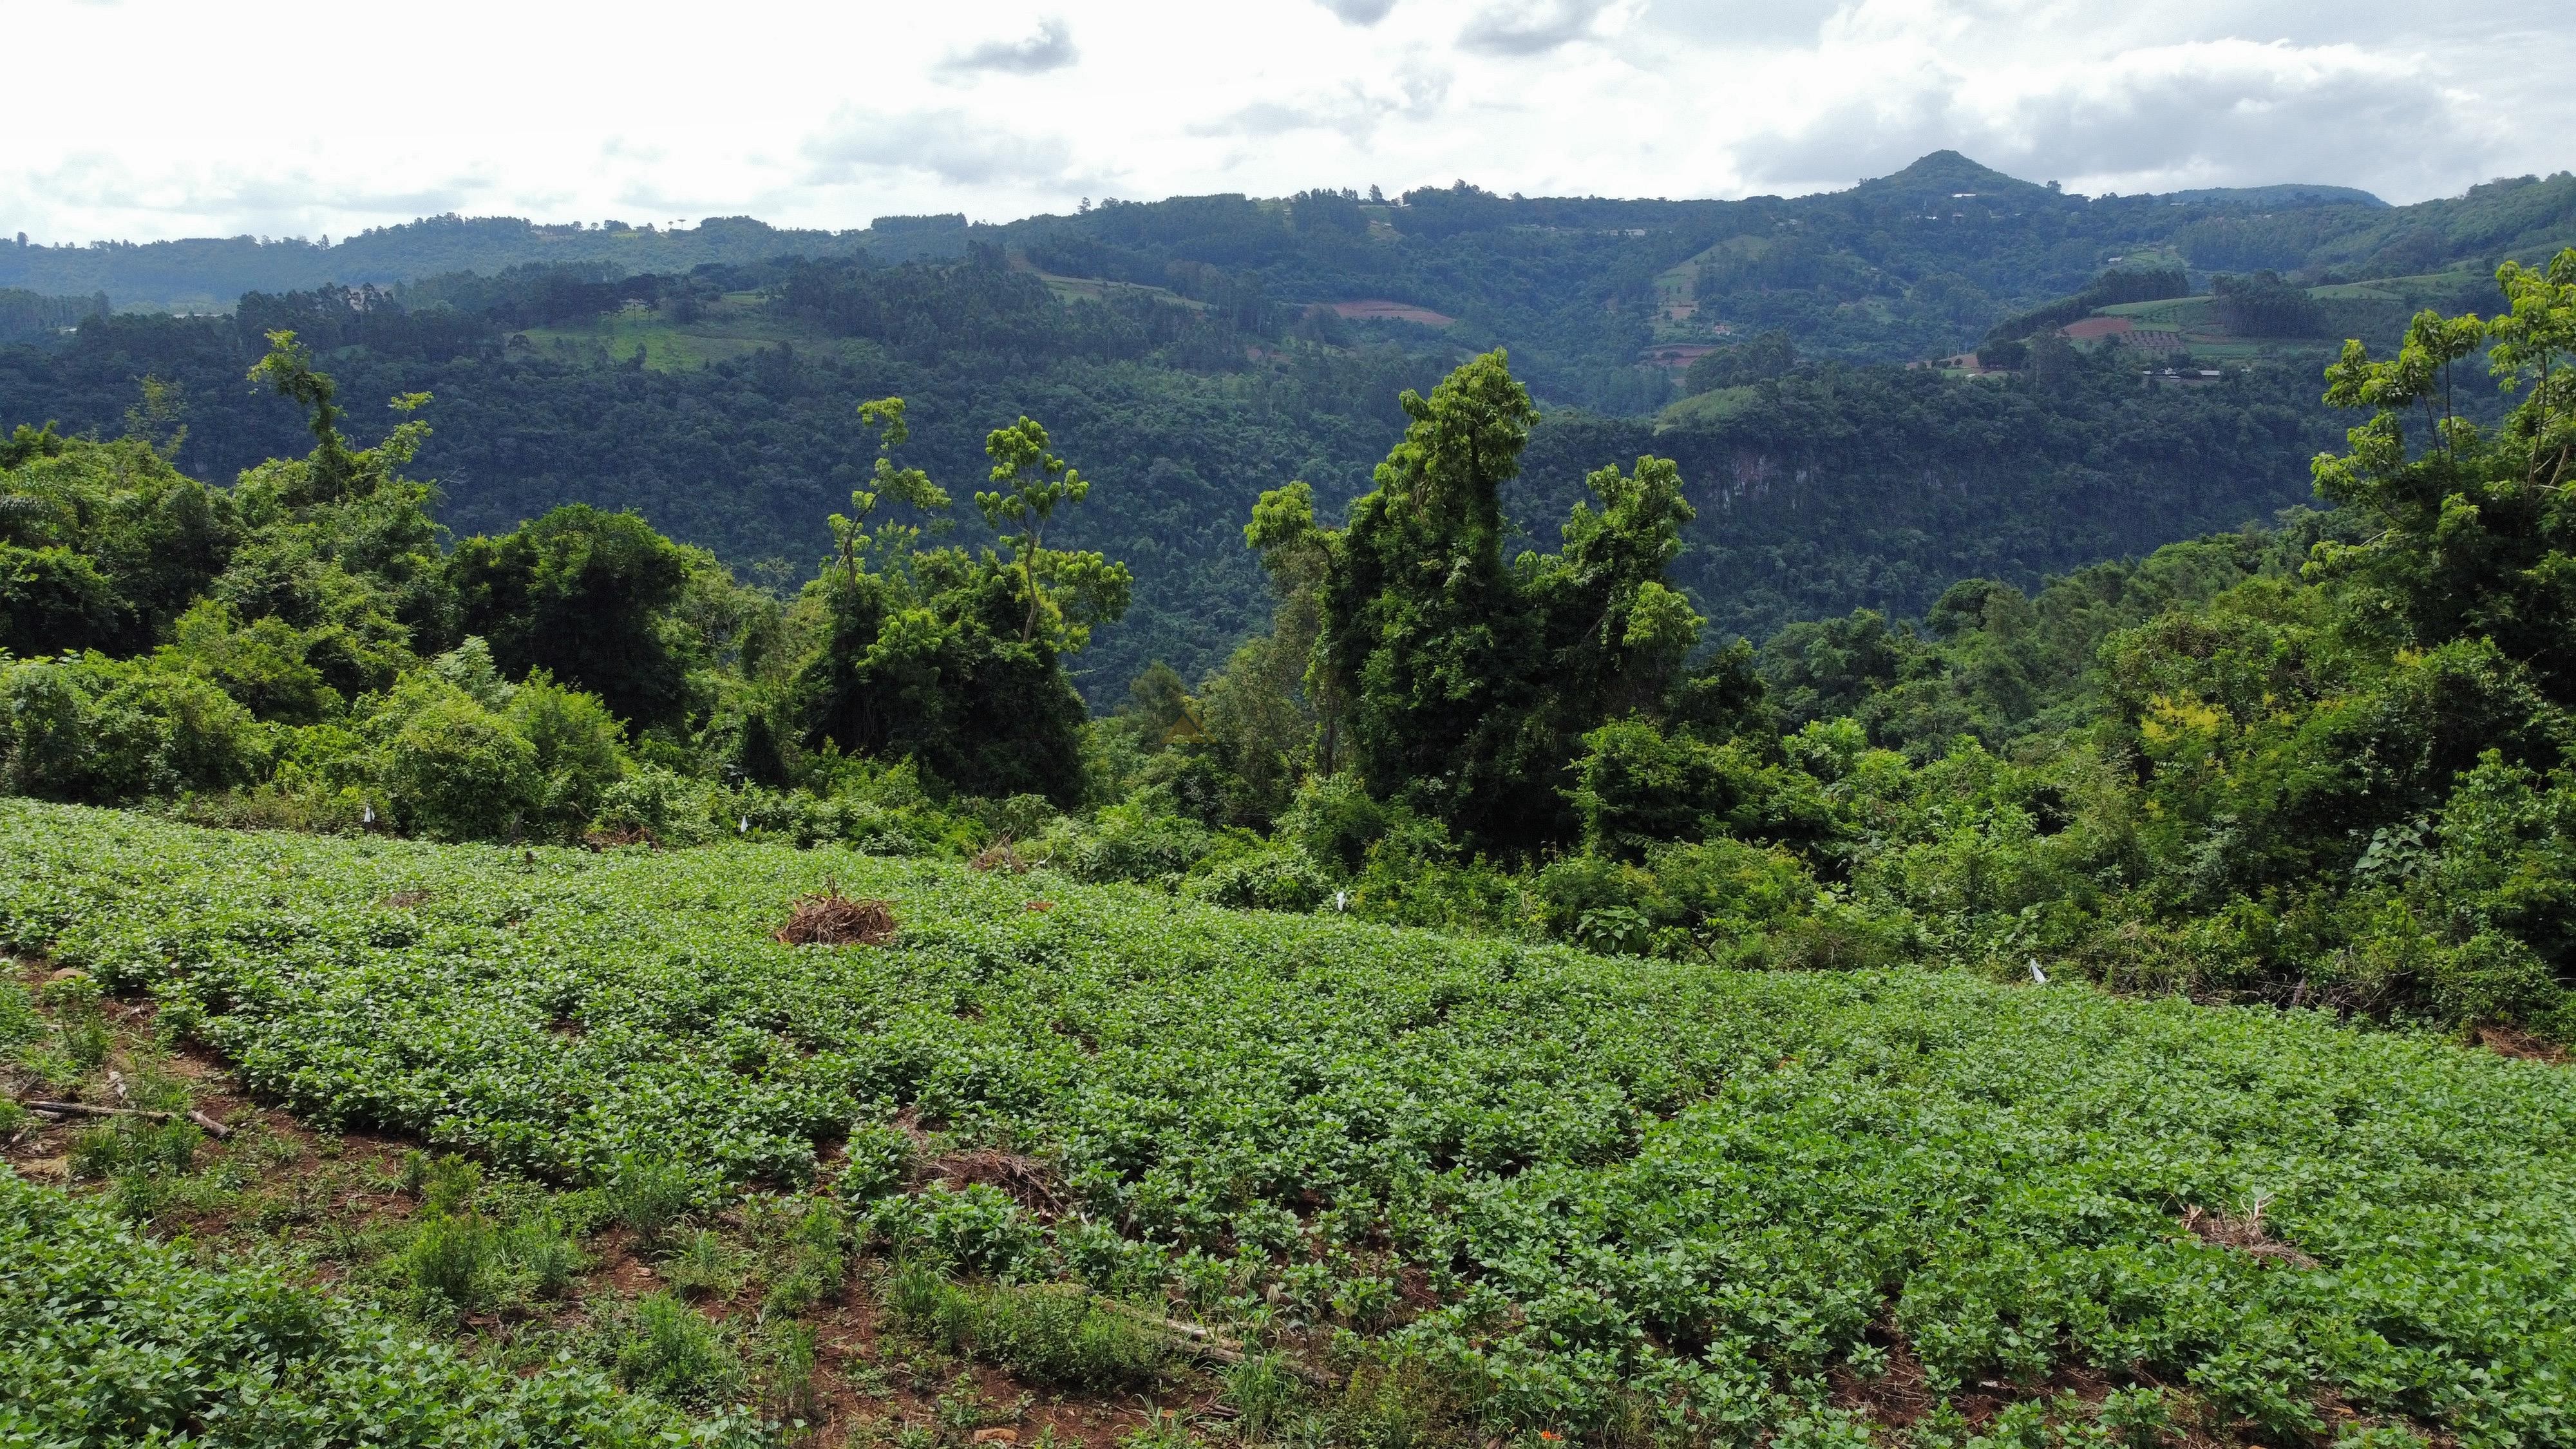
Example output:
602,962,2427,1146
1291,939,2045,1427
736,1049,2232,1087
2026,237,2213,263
5,799,2576,1448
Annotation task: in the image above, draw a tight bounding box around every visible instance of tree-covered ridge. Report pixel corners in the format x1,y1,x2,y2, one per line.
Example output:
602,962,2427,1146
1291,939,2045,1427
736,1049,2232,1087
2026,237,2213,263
13,153,2575,376
0,254,2353,696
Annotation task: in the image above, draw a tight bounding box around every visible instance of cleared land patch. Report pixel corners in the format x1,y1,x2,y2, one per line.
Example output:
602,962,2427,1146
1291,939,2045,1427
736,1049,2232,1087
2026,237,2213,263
1325,299,1457,327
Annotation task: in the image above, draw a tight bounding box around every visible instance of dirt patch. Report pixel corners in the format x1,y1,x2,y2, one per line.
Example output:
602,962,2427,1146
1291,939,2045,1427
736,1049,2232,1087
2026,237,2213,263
2182,1198,2318,1269
1641,343,1720,368
777,887,898,947
2477,1025,2570,1065
378,889,434,909
1327,299,1457,327
925,1148,1067,1217
2059,316,2134,341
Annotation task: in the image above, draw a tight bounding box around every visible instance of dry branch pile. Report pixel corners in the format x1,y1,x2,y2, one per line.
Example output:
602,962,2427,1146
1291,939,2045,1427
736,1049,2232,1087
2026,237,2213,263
774,885,897,947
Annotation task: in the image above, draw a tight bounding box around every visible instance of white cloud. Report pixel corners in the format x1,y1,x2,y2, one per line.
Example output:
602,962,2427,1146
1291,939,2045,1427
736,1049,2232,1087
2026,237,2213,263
1315,0,1399,24
0,0,2565,245
1459,0,1619,55
936,17,1079,77
802,108,1079,188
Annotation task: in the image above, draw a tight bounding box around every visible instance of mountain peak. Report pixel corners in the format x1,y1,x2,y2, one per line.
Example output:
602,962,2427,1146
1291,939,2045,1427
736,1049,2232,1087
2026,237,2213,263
1859,151,2054,199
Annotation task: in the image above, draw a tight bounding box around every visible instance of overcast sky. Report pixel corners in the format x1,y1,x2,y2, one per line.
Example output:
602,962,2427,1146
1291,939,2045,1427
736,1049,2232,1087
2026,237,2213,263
5,0,2570,244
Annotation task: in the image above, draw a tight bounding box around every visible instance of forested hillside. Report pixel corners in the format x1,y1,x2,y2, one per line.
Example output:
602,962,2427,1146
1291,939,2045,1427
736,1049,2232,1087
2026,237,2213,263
0,272,2340,691
8,153,2570,695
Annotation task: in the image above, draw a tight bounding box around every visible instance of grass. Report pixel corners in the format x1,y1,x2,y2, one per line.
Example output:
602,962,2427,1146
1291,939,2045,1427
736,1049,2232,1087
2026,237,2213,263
1655,383,1761,428
3,799,2575,1446
515,292,847,372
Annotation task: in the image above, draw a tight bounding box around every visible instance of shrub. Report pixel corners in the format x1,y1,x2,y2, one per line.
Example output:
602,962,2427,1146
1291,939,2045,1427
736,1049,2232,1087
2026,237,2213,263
1185,842,1331,913
375,690,541,840
508,672,630,833
0,654,263,802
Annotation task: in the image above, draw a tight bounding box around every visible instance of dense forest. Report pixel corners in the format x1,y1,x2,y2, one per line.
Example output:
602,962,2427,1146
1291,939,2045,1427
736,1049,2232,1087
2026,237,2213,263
0,262,2353,692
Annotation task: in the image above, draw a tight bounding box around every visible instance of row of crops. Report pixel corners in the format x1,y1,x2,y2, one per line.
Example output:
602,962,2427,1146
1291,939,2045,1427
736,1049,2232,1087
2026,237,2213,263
3,799,2575,1445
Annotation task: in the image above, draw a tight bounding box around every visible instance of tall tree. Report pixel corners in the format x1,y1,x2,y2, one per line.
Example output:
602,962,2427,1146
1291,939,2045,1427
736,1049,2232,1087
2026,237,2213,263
1293,350,1705,853
2312,251,2576,703
796,399,1126,806
446,504,695,733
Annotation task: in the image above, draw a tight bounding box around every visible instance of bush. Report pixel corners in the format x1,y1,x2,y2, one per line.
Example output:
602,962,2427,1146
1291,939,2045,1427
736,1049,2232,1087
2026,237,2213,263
1184,842,1331,913
508,672,630,833
365,674,543,840
0,542,123,655
0,654,263,803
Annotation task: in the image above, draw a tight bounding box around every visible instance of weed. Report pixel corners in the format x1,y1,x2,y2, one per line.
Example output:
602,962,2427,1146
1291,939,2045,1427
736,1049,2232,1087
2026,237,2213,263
400,1211,501,1312
1222,1355,1308,1442
420,1154,483,1217
762,1317,822,1422
604,1152,697,1244
934,1371,1027,1430
614,1291,747,1406
663,1228,743,1302
1121,1410,1206,1449
68,1116,198,1182
511,1223,587,1299
887,1264,1170,1391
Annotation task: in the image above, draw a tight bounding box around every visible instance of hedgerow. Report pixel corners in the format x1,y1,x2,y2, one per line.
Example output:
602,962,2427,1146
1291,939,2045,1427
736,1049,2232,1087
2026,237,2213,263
4,798,2573,1445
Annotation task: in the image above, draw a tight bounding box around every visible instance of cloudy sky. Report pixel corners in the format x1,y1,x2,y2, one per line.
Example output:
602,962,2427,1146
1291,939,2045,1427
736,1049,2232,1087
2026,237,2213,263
5,0,2570,244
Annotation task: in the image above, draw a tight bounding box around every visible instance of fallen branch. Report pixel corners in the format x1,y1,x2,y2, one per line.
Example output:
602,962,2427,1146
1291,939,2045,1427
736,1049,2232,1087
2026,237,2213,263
22,1100,232,1140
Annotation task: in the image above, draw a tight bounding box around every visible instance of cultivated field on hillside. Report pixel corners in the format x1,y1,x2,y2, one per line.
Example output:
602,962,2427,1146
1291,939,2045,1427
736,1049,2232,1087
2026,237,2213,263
4,800,2573,1446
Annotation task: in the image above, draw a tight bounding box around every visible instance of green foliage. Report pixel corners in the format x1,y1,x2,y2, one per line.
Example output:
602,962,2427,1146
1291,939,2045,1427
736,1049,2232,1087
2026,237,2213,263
884,1266,1171,1390
2312,250,2576,705
795,400,1121,806
0,1168,736,1446
1301,351,1703,853
448,503,698,731
11,800,2576,1443
0,650,264,803
612,1291,748,1408
602,1153,702,1245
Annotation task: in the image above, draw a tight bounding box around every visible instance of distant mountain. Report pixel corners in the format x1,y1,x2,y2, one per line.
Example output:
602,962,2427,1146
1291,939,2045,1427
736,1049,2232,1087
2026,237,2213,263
1850,149,2063,203
2159,183,2387,209
4,154,2562,321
